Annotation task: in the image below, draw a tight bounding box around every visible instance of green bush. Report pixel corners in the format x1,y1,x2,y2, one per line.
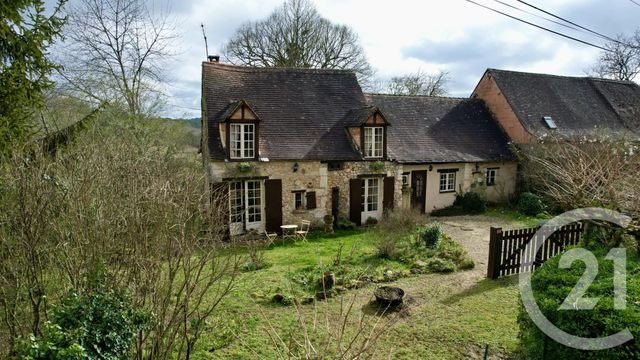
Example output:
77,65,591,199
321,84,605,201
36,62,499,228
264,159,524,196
458,258,475,270
430,192,486,217
337,218,356,230
16,283,150,360
518,192,546,216
426,258,456,273
430,206,466,217
420,223,442,248
454,192,487,214
518,246,640,359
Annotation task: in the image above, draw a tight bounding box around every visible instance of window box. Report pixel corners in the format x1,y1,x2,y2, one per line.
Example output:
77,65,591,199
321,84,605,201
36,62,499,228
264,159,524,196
237,162,253,172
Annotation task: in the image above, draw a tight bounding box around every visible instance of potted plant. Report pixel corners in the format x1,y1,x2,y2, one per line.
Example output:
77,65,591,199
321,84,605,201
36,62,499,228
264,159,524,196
370,160,384,171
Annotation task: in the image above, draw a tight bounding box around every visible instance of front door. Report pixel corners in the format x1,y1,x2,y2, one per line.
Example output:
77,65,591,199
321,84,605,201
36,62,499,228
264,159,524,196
228,180,264,235
411,171,427,213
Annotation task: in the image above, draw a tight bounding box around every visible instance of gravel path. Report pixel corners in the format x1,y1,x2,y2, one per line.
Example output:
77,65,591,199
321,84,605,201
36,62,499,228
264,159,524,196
436,215,515,276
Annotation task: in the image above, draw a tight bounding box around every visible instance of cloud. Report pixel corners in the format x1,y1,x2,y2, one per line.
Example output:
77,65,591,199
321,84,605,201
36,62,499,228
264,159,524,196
401,32,558,96
46,0,640,117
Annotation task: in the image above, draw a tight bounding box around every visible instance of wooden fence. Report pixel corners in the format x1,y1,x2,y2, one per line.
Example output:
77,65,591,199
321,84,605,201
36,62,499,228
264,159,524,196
486,223,584,279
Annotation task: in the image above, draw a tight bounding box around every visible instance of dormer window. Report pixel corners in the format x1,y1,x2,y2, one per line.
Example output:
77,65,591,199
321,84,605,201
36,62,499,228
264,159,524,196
221,100,260,160
346,106,389,159
230,124,254,159
364,127,384,158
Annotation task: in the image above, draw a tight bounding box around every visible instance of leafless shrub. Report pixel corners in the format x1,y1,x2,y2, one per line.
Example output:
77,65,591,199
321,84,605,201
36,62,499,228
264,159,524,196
0,116,240,358
377,208,424,235
520,136,640,217
519,135,640,246
260,294,398,359
372,208,424,259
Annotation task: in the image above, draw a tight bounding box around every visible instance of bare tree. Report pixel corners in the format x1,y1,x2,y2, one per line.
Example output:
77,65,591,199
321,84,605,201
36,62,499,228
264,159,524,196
223,0,374,85
589,32,640,81
58,0,176,116
0,116,240,358
520,136,640,247
383,70,449,96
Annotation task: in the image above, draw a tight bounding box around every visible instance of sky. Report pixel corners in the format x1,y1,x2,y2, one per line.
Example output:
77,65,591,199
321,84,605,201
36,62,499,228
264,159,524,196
48,0,640,118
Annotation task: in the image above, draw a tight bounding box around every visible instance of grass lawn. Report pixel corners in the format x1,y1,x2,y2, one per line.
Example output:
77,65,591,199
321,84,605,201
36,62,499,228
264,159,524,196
193,217,524,359
486,206,552,228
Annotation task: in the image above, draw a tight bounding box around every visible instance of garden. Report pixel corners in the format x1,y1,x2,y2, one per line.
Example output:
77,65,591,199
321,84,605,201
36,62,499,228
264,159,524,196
196,211,526,359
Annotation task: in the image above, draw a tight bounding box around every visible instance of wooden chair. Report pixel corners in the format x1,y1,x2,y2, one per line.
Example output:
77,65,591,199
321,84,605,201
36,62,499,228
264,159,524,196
295,220,311,241
264,230,278,247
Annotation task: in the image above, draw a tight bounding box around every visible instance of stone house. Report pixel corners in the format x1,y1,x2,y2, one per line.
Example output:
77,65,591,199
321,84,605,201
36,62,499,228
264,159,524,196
201,60,517,236
472,68,640,143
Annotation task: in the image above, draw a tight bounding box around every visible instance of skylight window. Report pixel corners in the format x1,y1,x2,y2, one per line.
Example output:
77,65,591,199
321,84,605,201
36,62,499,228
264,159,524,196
543,116,557,129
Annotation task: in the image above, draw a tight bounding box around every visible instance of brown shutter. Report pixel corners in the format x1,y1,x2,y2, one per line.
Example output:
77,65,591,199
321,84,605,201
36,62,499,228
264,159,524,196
349,178,363,226
383,176,395,212
210,182,230,240
264,179,283,234
306,191,317,209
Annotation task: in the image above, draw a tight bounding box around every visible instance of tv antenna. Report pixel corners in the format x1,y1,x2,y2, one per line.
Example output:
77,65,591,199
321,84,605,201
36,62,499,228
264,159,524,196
201,23,209,58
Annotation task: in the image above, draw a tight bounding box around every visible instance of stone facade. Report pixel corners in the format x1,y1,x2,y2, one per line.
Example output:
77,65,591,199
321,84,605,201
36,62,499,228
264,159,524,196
208,157,517,234
208,159,402,229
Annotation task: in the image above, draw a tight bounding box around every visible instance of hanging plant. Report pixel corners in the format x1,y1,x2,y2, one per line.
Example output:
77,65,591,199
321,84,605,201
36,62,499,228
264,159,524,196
237,162,253,172
370,160,385,171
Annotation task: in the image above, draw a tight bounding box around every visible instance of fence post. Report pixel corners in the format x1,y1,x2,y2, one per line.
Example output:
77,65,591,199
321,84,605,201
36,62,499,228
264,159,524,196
487,227,502,279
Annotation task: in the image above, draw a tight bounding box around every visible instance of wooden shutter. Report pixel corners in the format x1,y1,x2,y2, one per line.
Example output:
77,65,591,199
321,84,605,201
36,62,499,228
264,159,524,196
306,191,317,209
383,176,395,212
210,182,230,240
349,178,363,226
264,179,283,234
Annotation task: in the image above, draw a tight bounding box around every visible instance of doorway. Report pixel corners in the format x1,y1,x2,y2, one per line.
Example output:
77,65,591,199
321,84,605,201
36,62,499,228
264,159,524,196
411,170,427,213
228,180,264,235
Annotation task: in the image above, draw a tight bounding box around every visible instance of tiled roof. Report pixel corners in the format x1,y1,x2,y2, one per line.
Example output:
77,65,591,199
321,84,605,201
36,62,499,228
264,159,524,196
484,69,640,138
203,62,514,163
202,62,366,160
343,106,387,127
365,94,514,163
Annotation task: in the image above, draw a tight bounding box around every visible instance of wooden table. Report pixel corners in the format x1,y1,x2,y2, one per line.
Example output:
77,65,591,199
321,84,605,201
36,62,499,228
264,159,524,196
280,224,298,241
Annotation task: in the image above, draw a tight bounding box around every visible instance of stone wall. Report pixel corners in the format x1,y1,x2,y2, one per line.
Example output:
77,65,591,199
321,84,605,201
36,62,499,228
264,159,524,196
325,161,403,222
209,160,402,228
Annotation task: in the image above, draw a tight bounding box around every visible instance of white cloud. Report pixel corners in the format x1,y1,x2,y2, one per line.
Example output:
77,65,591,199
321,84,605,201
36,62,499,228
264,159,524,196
49,0,640,117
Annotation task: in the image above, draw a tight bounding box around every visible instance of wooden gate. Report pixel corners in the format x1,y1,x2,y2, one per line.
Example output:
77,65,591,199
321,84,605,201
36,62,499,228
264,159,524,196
487,223,584,279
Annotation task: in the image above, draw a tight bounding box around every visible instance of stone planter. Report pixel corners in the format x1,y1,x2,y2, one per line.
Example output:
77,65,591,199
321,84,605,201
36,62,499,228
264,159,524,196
374,286,405,307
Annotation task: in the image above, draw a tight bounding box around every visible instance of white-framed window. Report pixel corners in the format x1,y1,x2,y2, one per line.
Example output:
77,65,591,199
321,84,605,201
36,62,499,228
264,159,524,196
230,123,255,159
486,168,498,186
364,127,384,158
229,180,263,231
229,181,244,224
293,191,306,210
245,180,262,224
361,178,380,212
439,171,456,193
